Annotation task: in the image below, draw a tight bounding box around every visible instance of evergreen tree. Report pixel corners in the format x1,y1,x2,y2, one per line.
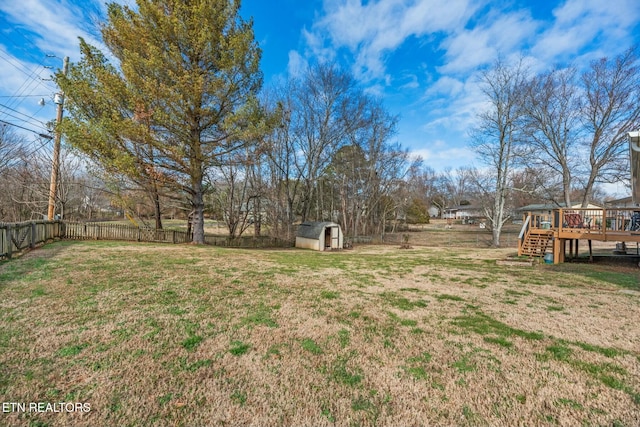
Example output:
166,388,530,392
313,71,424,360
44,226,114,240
58,0,264,243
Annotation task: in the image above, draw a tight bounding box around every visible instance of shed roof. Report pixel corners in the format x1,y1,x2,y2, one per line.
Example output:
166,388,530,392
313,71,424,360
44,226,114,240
296,222,339,239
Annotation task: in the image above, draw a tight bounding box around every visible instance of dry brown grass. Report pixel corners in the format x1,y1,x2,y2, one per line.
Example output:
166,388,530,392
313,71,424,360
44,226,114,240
0,240,638,426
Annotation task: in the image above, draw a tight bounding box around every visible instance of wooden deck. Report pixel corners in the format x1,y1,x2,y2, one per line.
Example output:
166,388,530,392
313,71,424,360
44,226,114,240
518,208,640,263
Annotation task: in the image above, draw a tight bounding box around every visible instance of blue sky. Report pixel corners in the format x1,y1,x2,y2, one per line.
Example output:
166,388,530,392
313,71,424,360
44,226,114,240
1,0,639,175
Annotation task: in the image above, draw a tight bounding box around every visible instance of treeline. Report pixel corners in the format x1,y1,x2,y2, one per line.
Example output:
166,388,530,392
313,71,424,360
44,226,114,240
1,1,638,248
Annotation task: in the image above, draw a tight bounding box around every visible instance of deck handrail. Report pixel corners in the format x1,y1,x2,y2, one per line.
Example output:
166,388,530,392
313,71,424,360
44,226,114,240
519,214,531,239
525,207,640,236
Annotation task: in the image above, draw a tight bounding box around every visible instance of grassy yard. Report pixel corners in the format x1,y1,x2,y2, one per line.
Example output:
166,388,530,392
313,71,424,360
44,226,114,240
0,241,638,426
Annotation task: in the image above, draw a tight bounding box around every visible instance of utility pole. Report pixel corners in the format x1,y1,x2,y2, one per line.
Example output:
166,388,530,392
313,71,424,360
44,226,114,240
47,56,69,221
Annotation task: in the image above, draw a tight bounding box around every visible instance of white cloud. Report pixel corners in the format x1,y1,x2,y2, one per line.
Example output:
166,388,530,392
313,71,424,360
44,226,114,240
310,0,482,80
532,0,640,64
438,10,538,74
0,0,105,61
425,76,464,97
410,145,476,170
399,73,419,90
287,50,308,77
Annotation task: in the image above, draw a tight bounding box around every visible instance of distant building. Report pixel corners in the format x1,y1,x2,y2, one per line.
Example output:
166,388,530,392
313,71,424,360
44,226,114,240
604,196,638,209
442,205,484,222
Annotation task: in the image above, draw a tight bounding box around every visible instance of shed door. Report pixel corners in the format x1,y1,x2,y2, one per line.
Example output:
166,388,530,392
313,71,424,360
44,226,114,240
324,227,332,250
331,226,339,249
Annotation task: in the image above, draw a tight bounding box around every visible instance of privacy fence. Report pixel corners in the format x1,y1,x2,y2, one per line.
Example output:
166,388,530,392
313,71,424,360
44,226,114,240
0,220,293,260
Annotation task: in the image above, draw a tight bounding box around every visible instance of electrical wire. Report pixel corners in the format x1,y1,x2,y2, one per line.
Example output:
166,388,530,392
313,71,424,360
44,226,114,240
0,119,51,139
0,103,48,129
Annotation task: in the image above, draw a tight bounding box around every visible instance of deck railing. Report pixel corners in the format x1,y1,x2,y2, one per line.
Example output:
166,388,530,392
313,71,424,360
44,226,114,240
526,207,640,238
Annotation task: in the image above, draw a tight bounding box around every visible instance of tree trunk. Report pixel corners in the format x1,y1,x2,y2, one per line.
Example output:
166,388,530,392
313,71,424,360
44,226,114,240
153,189,163,230
191,179,205,244
253,197,261,237
492,227,501,247
562,169,572,208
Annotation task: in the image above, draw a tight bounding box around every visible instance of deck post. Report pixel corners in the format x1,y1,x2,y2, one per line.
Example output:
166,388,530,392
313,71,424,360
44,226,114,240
553,238,559,264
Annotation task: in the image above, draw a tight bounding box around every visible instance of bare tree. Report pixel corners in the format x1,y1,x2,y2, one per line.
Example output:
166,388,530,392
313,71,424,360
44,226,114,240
579,47,640,207
521,67,581,207
471,58,528,246
261,91,301,240
290,63,365,223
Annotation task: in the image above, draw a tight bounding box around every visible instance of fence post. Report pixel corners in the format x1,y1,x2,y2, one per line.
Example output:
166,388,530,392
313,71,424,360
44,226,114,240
30,222,36,249
6,223,12,259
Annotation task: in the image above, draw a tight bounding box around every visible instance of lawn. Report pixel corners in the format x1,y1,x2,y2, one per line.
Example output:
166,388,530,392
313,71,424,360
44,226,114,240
0,241,638,426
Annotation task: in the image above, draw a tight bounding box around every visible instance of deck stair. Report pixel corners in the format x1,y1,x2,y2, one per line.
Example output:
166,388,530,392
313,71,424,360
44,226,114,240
520,230,553,257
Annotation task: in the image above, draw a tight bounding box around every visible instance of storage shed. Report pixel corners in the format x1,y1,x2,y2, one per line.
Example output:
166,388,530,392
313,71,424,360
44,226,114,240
295,222,343,251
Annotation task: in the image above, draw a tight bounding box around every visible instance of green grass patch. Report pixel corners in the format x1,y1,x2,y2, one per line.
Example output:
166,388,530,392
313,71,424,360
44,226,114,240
337,329,350,348
241,302,279,328
436,293,465,302
452,355,476,373
56,343,88,357
328,353,363,386
320,290,340,299
351,395,375,411
545,344,573,361
400,319,417,327
380,292,428,310
300,338,323,355
181,335,204,352
483,336,513,348
231,390,247,406
229,341,251,356
572,341,621,358
451,311,544,341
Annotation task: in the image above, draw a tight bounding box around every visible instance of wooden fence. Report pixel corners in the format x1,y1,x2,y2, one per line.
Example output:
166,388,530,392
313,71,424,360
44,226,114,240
63,222,193,244
1,220,293,259
0,221,63,259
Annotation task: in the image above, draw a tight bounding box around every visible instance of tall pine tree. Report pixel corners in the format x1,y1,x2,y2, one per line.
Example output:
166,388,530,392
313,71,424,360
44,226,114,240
58,0,264,243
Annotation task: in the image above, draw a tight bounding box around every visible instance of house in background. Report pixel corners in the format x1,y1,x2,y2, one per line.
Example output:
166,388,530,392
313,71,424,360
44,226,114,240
604,196,638,209
442,205,484,223
295,221,343,251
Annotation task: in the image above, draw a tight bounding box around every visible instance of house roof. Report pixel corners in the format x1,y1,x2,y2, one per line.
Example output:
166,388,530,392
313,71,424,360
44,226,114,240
604,196,633,206
516,203,564,212
444,205,481,212
517,202,602,212
296,222,340,239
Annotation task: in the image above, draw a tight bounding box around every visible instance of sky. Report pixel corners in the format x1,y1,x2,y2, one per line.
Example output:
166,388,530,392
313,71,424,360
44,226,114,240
1,0,639,178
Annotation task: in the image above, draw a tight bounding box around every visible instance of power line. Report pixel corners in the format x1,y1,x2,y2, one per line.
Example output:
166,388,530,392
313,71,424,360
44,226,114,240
0,53,57,115
22,136,54,159
0,95,50,98
0,119,52,139
0,29,53,67
0,103,48,129
0,52,53,93
0,111,48,133
2,66,54,113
